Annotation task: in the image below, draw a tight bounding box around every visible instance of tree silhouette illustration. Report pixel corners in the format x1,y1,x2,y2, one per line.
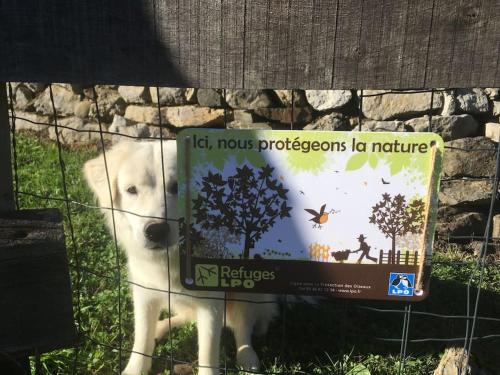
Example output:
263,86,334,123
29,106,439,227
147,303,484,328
369,193,425,252
192,164,292,259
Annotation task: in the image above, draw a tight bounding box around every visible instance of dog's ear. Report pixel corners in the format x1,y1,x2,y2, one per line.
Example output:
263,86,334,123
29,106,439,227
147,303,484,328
84,142,131,208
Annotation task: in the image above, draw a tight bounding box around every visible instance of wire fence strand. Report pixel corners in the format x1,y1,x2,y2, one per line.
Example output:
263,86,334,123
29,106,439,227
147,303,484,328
461,118,500,373
90,85,124,372
47,84,83,373
6,85,500,375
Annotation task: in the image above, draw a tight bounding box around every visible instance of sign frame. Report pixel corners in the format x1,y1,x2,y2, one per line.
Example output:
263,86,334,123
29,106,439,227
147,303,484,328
177,129,443,301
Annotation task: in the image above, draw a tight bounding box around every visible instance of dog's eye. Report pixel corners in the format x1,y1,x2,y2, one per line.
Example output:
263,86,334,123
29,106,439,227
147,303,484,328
167,181,178,195
127,186,138,195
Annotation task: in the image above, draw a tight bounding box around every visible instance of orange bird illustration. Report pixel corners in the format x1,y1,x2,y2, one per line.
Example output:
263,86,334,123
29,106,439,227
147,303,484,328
304,204,338,229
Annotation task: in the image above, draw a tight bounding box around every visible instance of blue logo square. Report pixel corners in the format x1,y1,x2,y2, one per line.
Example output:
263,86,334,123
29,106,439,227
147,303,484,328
388,273,415,297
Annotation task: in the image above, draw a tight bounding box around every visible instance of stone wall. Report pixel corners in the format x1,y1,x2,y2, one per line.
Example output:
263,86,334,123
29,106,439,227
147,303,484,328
7,83,500,249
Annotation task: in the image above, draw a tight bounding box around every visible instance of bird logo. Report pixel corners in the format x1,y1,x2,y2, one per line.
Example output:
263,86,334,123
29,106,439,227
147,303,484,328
388,273,416,296
391,274,413,288
304,204,338,229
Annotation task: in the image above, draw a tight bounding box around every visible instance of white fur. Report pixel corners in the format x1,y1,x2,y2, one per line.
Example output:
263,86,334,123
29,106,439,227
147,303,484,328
84,140,278,375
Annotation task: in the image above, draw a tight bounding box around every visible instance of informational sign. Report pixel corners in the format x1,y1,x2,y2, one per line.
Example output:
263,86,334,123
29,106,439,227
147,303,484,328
177,129,443,301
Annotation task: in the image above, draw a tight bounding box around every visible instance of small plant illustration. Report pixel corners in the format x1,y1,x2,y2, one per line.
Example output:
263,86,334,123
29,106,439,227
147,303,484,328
369,193,425,252
192,164,293,259
262,249,292,258
308,243,331,262
195,264,219,287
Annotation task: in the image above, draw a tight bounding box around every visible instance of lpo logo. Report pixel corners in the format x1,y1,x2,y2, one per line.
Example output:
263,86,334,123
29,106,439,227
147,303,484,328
388,273,415,297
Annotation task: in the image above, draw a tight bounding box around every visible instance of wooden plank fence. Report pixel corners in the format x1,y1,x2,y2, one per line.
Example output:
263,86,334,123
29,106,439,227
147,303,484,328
0,0,498,88
378,250,419,266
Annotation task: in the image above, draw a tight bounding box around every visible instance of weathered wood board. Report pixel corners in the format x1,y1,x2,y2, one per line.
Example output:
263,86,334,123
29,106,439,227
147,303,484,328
0,84,14,211
0,0,498,88
0,209,76,355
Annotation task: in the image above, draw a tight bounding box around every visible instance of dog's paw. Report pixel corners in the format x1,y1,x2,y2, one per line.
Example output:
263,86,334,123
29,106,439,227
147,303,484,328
121,366,143,375
121,356,151,375
236,345,261,374
197,368,220,375
121,368,149,375
121,369,140,375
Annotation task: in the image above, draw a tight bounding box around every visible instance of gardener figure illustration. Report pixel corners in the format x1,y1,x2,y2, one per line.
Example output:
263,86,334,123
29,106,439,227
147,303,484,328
354,234,377,264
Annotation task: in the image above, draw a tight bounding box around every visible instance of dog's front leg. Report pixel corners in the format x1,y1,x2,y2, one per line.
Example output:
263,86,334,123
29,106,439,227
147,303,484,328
122,286,161,375
197,303,223,375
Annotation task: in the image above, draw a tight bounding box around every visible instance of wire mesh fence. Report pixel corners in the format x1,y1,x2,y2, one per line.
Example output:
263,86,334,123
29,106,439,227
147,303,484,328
6,84,500,375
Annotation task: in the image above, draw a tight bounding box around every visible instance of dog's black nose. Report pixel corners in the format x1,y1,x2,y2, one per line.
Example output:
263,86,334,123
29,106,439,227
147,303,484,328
144,221,169,245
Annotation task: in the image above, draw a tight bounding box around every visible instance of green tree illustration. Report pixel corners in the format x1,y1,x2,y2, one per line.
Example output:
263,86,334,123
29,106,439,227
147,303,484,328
192,164,292,259
369,193,425,252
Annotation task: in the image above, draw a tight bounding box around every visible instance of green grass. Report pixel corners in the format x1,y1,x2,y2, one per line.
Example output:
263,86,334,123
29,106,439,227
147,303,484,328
13,133,500,375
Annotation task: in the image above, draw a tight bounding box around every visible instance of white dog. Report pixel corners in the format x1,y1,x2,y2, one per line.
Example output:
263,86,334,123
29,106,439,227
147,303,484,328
84,140,278,375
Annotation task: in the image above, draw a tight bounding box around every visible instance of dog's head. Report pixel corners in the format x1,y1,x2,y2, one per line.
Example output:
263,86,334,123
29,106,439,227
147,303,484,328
84,140,178,250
